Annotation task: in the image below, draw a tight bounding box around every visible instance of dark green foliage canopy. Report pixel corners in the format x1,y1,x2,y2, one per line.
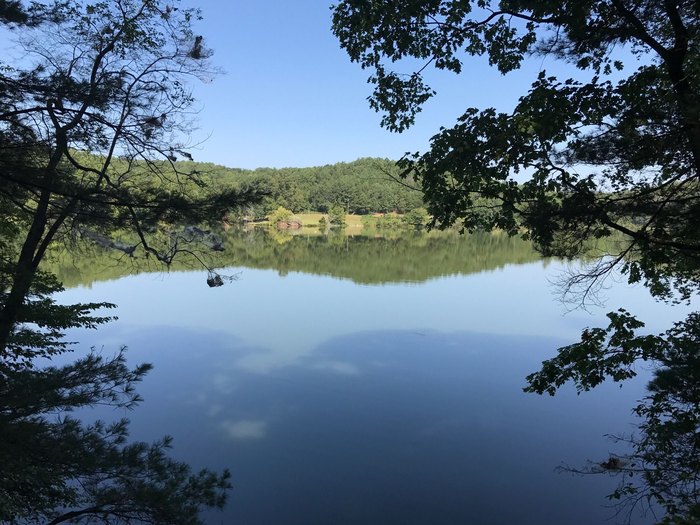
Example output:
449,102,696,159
0,0,262,295
0,346,231,524
527,311,700,522
333,1,700,520
327,204,347,226
0,1,235,522
332,0,700,302
195,157,425,217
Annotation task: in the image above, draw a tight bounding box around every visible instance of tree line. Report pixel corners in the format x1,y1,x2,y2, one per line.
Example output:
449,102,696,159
173,157,426,219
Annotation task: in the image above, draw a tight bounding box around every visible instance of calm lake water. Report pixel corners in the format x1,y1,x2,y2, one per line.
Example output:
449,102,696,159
55,230,690,524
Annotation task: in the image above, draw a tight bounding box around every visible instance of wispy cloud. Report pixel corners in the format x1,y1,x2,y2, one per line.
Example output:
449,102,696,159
221,419,267,440
312,360,360,376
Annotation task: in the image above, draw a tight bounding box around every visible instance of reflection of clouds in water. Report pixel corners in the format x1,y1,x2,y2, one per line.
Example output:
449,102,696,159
193,392,209,404
234,347,363,376
234,347,310,374
207,404,223,417
234,352,283,374
221,419,267,440
212,372,237,394
311,360,360,376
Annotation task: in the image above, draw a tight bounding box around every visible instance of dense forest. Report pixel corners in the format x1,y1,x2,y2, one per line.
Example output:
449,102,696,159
174,157,425,218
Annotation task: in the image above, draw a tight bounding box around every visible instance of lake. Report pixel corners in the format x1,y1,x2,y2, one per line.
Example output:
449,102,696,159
55,229,687,524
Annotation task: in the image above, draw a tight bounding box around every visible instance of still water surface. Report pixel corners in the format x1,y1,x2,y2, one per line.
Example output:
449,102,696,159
56,231,687,524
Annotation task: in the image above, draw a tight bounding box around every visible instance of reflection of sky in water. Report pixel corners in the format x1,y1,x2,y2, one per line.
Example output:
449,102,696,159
58,260,693,524
60,260,692,374
221,419,267,440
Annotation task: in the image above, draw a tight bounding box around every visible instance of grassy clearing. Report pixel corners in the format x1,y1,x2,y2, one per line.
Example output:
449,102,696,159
294,213,363,229
295,212,324,225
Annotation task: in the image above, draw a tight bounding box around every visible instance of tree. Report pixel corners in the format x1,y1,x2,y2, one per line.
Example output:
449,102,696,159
403,207,430,230
0,1,240,521
333,0,700,519
532,312,700,522
268,205,294,224
327,204,347,227
332,1,699,296
0,224,232,523
0,0,260,354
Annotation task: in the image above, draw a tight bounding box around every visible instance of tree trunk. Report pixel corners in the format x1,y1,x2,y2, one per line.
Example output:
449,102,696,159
0,195,50,355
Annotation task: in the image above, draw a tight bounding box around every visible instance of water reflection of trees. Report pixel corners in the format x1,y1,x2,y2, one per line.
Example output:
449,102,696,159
46,228,541,288
528,312,700,523
635,329,700,524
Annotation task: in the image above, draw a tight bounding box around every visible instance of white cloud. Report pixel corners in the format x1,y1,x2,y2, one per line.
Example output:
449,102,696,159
312,360,359,376
221,419,267,440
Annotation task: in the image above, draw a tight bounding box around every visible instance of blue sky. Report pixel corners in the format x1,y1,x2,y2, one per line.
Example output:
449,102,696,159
0,1,607,171
186,1,548,170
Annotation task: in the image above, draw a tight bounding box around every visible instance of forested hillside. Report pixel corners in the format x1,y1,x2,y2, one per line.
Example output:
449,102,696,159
176,157,425,217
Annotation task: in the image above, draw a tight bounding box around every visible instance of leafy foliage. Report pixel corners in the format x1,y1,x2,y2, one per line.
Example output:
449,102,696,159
327,204,347,227
403,208,430,230
0,349,232,525
0,267,115,370
544,314,700,522
333,1,700,520
268,206,294,224
219,157,424,216
332,0,700,301
0,2,234,522
637,315,700,522
0,0,263,350
525,309,660,396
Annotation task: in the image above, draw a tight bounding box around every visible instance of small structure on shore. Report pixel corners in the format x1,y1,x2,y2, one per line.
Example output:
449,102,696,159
276,220,302,230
